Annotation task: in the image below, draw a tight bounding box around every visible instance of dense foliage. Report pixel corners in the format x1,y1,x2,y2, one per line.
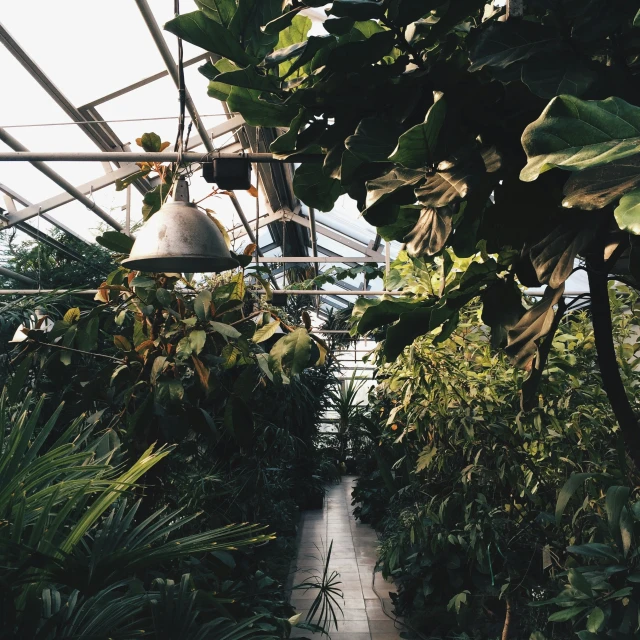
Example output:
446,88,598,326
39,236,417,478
166,0,640,464
352,276,640,638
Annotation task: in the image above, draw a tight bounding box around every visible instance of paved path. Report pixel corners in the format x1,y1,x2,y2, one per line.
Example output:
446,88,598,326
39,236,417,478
290,476,404,639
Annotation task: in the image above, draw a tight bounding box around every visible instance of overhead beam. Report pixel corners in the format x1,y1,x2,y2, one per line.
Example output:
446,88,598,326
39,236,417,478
0,266,37,286
0,182,87,242
80,53,210,109
0,128,124,232
0,151,320,163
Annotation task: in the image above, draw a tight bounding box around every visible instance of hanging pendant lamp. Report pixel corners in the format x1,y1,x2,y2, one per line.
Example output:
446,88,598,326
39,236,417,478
122,178,239,274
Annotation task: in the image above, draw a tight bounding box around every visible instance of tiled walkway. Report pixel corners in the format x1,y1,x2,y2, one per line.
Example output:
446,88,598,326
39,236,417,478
290,476,404,640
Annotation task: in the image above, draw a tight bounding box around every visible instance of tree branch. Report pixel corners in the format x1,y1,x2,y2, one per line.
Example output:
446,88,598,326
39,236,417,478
587,252,640,468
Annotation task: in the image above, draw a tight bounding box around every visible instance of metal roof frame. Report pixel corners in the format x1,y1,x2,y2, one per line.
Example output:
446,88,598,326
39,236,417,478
0,7,386,307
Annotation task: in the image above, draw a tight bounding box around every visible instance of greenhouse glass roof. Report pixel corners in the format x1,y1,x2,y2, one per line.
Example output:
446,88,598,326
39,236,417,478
0,1,403,313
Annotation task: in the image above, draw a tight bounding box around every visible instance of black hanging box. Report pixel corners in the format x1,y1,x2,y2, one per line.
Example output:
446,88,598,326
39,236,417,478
202,157,252,190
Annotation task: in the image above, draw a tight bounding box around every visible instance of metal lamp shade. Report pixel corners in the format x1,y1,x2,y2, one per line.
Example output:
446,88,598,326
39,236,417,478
122,179,239,273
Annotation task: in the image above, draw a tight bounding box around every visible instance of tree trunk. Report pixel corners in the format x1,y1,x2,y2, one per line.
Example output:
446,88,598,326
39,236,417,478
587,255,640,468
501,598,511,640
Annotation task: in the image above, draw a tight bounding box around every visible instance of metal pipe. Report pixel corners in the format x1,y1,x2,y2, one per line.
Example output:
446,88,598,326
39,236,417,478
0,129,124,232
0,151,320,163
309,207,319,277
0,267,37,286
259,257,385,263
0,289,404,296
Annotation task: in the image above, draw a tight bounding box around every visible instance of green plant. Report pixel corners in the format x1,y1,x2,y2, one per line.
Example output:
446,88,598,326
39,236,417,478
0,390,283,638
166,0,640,468
293,541,344,636
328,373,366,465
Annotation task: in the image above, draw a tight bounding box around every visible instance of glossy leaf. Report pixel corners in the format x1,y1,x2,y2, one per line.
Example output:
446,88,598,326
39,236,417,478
586,607,604,633
555,472,593,525
293,164,343,211
268,328,312,377
345,117,404,163
521,96,640,182
405,206,453,257
384,307,433,360
96,232,135,255
614,188,640,235
252,319,281,343
469,21,559,73
209,321,242,339
227,87,299,127
194,290,213,322
164,11,259,67
195,0,235,27
389,93,446,168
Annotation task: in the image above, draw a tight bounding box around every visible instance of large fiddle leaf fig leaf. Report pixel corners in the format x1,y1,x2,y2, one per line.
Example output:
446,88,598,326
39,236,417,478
521,96,640,182
521,52,597,100
326,30,395,72
528,215,598,288
378,206,421,242
265,14,312,76
227,87,299,127
405,206,453,257
215,66,280,93
614,189,640,235
293,164,343,211
345,117,405,163
469,21,559,74
262,7,303,35
414,150,484,208
481,278,524,348
364,167,425,224
164,11,259,67
270,108,307,155
228,0,282,59
384,307,433,360
269,328,313,378
352,298,431,334
389,92,446,168
195,0,235,27
328,0,385,20
563,155,640,210
505,285,565,370
96,232,134,254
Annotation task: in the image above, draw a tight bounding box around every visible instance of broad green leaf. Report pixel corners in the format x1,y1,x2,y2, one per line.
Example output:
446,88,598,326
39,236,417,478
96,231,135,254
205,58,238,101
215,66,280,93
293,164,343,212
155,288,173,308
605,485,631,553
555,472,593,525
164,11,259,67
228,0,281,59
547,606,587,622
227,87,299,127
586,607,604,633
567,543,621,561
614,188,640,235
345,117,404,163
521,52,598,100
469,21,559,73
210,321,242,339
194,290,212,321
252,320,281,343
568,568,593,597
195,0,235,27
326,30,395,72
139,132,162,152
405,206,453,257
270,108,307,156
364,167,425,225
378,206,420,242
262,7,303,35
189,329,207,355
156,380,185,407
389,93,446,168
269,328,312,377
563,155,640,210
76,316,99,352
270,14,312,76
7,355,32,404
385,307,433,360
355,298,430,334
416,445,437,472
329,0,385,20
521,96,640,182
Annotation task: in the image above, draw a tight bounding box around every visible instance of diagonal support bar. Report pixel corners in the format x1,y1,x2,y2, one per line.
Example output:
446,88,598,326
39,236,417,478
0,128,124,232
